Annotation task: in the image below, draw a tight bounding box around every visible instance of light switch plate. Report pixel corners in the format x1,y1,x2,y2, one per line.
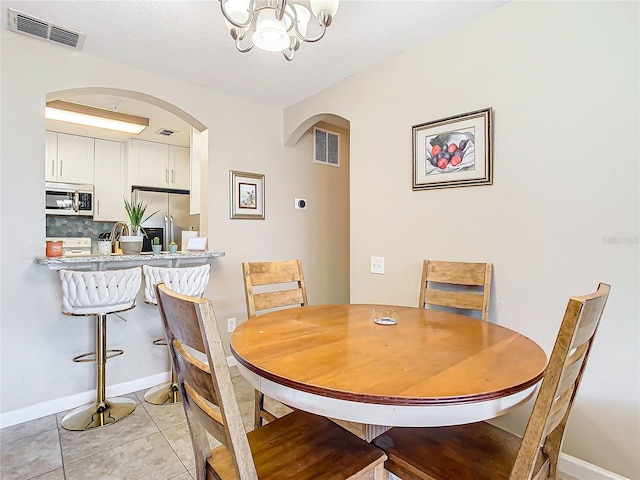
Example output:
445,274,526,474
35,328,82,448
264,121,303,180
370,256,384,274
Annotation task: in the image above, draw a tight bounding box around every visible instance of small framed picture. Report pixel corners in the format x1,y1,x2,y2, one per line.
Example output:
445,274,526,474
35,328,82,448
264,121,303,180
412,108,493,190
230,170,265,219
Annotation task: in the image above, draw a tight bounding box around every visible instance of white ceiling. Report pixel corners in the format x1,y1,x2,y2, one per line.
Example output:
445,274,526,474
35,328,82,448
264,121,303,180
3,0,508,144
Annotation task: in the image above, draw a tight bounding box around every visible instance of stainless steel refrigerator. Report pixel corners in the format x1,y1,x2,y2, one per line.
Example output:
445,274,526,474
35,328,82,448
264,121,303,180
132,186,199,251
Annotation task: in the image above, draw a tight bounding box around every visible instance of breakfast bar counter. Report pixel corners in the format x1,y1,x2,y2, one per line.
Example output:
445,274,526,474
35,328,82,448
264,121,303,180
35,251,225,270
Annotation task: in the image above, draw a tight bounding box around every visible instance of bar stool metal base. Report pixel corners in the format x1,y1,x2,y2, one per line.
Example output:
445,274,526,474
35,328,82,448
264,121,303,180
145,336,181,405
144,381,181,405
61,397,136,431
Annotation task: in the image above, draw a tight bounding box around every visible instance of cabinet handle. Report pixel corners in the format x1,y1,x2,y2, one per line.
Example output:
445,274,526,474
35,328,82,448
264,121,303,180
59,160,63,178
97,200,100,216
172,169,175,184
51,160,55,177
165,168,169,184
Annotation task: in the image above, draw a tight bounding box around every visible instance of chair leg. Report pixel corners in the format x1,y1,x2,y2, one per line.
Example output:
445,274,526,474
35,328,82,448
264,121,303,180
254,390,264,428
61,314,136,431
144,360,182,405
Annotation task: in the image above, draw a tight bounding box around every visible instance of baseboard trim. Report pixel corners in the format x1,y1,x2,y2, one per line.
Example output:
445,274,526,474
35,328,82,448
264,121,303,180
1,357,241,429
559,453,629,480
0,372,169,429
227,355,238,367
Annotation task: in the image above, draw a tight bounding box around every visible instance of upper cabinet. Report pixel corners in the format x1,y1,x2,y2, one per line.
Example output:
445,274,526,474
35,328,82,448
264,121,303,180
130,139,190,190
94,139,124,222
169,145,190,190
45,132,94,184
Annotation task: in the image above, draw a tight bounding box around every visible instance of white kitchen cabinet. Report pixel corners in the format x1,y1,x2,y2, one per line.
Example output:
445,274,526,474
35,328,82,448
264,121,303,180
169,145,190,190
131,139,190,190
94,139,124,221
45,132,94,184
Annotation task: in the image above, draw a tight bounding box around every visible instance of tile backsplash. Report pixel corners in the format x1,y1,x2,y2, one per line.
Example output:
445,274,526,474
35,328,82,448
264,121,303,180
46,216,116,251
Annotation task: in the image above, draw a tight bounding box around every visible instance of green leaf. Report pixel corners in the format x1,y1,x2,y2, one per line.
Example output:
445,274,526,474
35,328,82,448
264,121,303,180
123,197,159,230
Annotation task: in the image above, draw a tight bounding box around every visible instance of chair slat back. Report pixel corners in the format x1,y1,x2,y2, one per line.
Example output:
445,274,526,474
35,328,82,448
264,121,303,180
511,283,610,479
243,260,308,318
419,260,492,321
155,283,258,480
423,289,486,311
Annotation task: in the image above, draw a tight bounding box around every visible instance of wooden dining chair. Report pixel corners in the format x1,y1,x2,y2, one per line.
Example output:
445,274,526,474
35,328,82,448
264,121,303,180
419,260,492,321
374,282,610,480
155,283,387,480
242,259,307,427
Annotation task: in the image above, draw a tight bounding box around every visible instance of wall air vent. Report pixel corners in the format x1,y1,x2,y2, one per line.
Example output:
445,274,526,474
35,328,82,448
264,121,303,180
314,127,340,166
156,129,176,137
8,8,86,50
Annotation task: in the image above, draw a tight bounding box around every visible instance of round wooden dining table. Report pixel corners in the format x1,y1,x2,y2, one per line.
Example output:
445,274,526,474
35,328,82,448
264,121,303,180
230,304,547,441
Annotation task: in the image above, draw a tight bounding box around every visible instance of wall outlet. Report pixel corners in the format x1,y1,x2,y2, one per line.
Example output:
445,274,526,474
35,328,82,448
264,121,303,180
227,317,236,333
370,256,385,274
294,198,307,209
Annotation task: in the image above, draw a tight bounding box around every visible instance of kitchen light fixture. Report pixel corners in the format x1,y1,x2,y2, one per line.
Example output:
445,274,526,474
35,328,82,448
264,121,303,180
219,0,339,61
45,100,149,135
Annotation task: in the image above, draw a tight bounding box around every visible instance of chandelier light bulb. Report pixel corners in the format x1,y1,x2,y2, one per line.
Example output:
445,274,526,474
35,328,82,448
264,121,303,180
222,0,250,29
292,4,311,36
252,10,290,52
309,0,339,17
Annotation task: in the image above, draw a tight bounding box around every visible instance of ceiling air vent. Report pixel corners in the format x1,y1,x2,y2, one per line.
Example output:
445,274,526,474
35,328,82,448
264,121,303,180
8,8,86,50
156,129,176,137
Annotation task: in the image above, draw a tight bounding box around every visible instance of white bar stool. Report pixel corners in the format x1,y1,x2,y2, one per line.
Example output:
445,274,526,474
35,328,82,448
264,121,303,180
142,264,210,405
58,267,142,431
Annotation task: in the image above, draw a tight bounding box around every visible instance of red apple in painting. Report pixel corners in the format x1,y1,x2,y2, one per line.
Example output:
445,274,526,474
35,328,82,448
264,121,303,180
450,155,462,166
437,158,448,169
447,143,458,154
431,145,442,156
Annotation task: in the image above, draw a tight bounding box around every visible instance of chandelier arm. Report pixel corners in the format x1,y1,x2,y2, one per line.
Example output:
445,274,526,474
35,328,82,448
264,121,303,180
283,49,295,61
283,7,297,34
219,0,254,29
293,21,328,43
275,0,287,21
235,35,255,53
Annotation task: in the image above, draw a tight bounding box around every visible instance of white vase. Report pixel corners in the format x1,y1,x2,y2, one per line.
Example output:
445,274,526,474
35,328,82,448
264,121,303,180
119,235,143,255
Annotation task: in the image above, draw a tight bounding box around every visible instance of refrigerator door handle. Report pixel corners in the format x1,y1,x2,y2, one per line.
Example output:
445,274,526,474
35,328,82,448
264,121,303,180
170,215,175,244
164,215,169,249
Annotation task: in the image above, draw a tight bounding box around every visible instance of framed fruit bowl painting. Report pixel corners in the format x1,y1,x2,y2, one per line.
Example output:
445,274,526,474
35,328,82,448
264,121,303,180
412,107,493,190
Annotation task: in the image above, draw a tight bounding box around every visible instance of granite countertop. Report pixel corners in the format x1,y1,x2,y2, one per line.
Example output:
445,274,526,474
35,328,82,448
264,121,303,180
35,251,225,269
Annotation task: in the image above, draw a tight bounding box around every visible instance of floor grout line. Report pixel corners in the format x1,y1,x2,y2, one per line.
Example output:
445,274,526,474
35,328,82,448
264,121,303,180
55,413,67,480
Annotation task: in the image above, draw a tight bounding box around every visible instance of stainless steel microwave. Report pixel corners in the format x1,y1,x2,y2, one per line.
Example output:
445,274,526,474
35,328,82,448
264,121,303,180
45,182,94,216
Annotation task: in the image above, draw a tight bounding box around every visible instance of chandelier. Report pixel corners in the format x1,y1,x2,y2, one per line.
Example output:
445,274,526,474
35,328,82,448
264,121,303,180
218,0,340,61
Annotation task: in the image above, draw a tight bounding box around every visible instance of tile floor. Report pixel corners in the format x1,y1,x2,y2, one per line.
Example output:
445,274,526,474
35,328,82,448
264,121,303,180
1,367,578,480
0,367,291,480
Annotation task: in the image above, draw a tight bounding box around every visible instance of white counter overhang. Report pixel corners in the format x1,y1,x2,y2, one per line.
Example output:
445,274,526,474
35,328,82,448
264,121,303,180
35,251,225,270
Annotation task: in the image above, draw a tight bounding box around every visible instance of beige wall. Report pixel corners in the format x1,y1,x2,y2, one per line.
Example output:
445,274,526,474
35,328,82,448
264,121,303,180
285,1,639,477
0,29,349,420
306,120,350,304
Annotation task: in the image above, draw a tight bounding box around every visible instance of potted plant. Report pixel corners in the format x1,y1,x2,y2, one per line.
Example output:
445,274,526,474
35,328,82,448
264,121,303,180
151,236,162,254
120,197,159,255
168,241,179,254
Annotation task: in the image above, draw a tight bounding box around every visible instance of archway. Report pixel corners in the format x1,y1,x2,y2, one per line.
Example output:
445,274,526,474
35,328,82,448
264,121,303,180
284,112,349,147
45,87,209,235
285,112,351,302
